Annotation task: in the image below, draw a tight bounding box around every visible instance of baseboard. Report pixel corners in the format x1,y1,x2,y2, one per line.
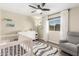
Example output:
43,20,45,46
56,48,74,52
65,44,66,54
47,41,59,45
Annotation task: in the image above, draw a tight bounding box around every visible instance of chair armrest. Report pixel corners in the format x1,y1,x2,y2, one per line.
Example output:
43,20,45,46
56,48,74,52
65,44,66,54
76,44,79,55
77,44,79,46
60,40,68,43
76,44,79,48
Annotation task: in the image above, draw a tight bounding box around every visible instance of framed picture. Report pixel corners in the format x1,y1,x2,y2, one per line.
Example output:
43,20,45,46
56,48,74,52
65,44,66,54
4,18,15,27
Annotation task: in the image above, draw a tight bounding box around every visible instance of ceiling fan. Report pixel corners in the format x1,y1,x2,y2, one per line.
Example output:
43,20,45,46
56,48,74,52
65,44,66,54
28,3,50,13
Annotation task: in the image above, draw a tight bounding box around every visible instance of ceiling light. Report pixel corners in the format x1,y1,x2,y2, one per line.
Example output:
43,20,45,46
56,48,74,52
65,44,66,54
36,9,42,13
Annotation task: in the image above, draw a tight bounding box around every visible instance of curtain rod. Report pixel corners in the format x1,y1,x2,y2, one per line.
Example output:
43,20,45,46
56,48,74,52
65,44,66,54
48,8,70,16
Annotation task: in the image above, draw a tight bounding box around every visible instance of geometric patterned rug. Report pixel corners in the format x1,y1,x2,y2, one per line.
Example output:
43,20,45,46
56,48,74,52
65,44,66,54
33,40,59,56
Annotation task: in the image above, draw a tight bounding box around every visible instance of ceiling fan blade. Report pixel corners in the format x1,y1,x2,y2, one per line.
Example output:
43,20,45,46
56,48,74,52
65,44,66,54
42,3,46,7
37,5,42,9
29,5,37,9
42,8,50,11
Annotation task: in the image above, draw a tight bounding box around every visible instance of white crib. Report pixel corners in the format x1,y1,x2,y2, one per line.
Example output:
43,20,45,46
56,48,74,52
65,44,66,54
0,35,33,56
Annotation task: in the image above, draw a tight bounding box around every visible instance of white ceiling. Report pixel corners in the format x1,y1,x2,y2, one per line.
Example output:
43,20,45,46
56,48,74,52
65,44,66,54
0,3,79,16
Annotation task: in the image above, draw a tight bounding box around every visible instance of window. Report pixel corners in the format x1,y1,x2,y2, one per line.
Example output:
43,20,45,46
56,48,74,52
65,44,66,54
49,16,60,31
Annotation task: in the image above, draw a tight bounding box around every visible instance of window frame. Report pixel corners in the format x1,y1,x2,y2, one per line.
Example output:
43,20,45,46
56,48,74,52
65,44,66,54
48,16,60,31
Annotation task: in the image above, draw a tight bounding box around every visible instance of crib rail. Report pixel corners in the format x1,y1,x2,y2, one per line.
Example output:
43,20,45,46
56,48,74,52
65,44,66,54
0,36,33,56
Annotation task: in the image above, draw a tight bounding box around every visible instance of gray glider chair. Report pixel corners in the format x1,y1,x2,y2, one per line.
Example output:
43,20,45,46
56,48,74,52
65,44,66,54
60,32,79,56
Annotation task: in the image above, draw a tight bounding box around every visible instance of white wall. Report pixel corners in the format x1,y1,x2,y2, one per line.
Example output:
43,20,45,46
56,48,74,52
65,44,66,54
33,16,42,27
33,15,49,41
0,10,2,38
32,16,43,39
69,7,79,32
0,10,35,35
42,16,49,41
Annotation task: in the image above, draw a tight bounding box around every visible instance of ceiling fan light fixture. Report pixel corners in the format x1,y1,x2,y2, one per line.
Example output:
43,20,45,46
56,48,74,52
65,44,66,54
36,9,42,13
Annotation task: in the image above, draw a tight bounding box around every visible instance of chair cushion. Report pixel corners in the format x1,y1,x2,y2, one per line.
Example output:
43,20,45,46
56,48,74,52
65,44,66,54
67,32,79,44
60,42,77,52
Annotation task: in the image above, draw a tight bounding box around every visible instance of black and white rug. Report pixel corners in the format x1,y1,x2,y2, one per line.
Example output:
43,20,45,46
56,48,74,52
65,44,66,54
33,40,59,56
